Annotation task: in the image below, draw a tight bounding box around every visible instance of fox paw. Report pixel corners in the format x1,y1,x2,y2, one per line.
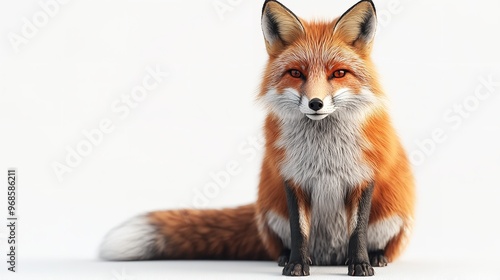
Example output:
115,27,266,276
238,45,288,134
369,251,388,267
278,248,290,267
282,260,310,276
348,262,374,276
278,255,289,267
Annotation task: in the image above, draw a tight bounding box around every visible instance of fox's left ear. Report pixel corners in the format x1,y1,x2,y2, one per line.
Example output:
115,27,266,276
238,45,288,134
333,0,377,53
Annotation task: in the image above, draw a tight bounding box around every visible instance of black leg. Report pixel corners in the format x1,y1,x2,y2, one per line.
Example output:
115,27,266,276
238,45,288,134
278,248,290,267
282,181,310,276
347,182,375,276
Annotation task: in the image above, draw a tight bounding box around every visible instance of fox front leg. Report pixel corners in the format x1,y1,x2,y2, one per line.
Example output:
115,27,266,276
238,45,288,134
347,182,375,276
282,181,311,276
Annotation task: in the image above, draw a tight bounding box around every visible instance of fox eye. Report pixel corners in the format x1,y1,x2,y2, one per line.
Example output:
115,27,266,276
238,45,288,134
289,69,304,79
331,69,347,79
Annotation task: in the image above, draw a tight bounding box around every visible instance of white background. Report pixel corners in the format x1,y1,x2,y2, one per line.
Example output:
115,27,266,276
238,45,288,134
1,0,500,279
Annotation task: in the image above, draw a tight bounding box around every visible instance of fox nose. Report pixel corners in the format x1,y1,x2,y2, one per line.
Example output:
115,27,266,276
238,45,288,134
308,98,323,111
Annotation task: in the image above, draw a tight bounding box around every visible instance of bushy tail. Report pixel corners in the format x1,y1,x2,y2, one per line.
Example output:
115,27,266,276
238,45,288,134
99,204,271,261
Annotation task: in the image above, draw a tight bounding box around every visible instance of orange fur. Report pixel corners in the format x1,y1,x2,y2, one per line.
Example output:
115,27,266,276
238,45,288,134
102,0,415,269
362,111,415,259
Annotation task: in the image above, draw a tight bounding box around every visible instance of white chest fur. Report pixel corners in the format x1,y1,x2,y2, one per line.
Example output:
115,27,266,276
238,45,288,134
272,113,374,265
277,112,373,190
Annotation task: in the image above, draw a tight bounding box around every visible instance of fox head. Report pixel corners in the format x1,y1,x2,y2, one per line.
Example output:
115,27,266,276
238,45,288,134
259,0,384,121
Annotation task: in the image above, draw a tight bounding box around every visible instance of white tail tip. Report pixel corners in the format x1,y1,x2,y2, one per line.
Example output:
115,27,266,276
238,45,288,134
99,215,157,261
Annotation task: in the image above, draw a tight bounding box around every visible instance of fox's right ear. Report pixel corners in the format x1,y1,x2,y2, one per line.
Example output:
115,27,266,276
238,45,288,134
261,0,305,56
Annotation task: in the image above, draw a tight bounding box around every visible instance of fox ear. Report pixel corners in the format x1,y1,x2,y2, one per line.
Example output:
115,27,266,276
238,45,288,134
261,0,305,56
333,0,377,53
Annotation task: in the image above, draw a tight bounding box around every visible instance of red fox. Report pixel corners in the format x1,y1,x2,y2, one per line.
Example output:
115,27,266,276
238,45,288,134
100,0,415,277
